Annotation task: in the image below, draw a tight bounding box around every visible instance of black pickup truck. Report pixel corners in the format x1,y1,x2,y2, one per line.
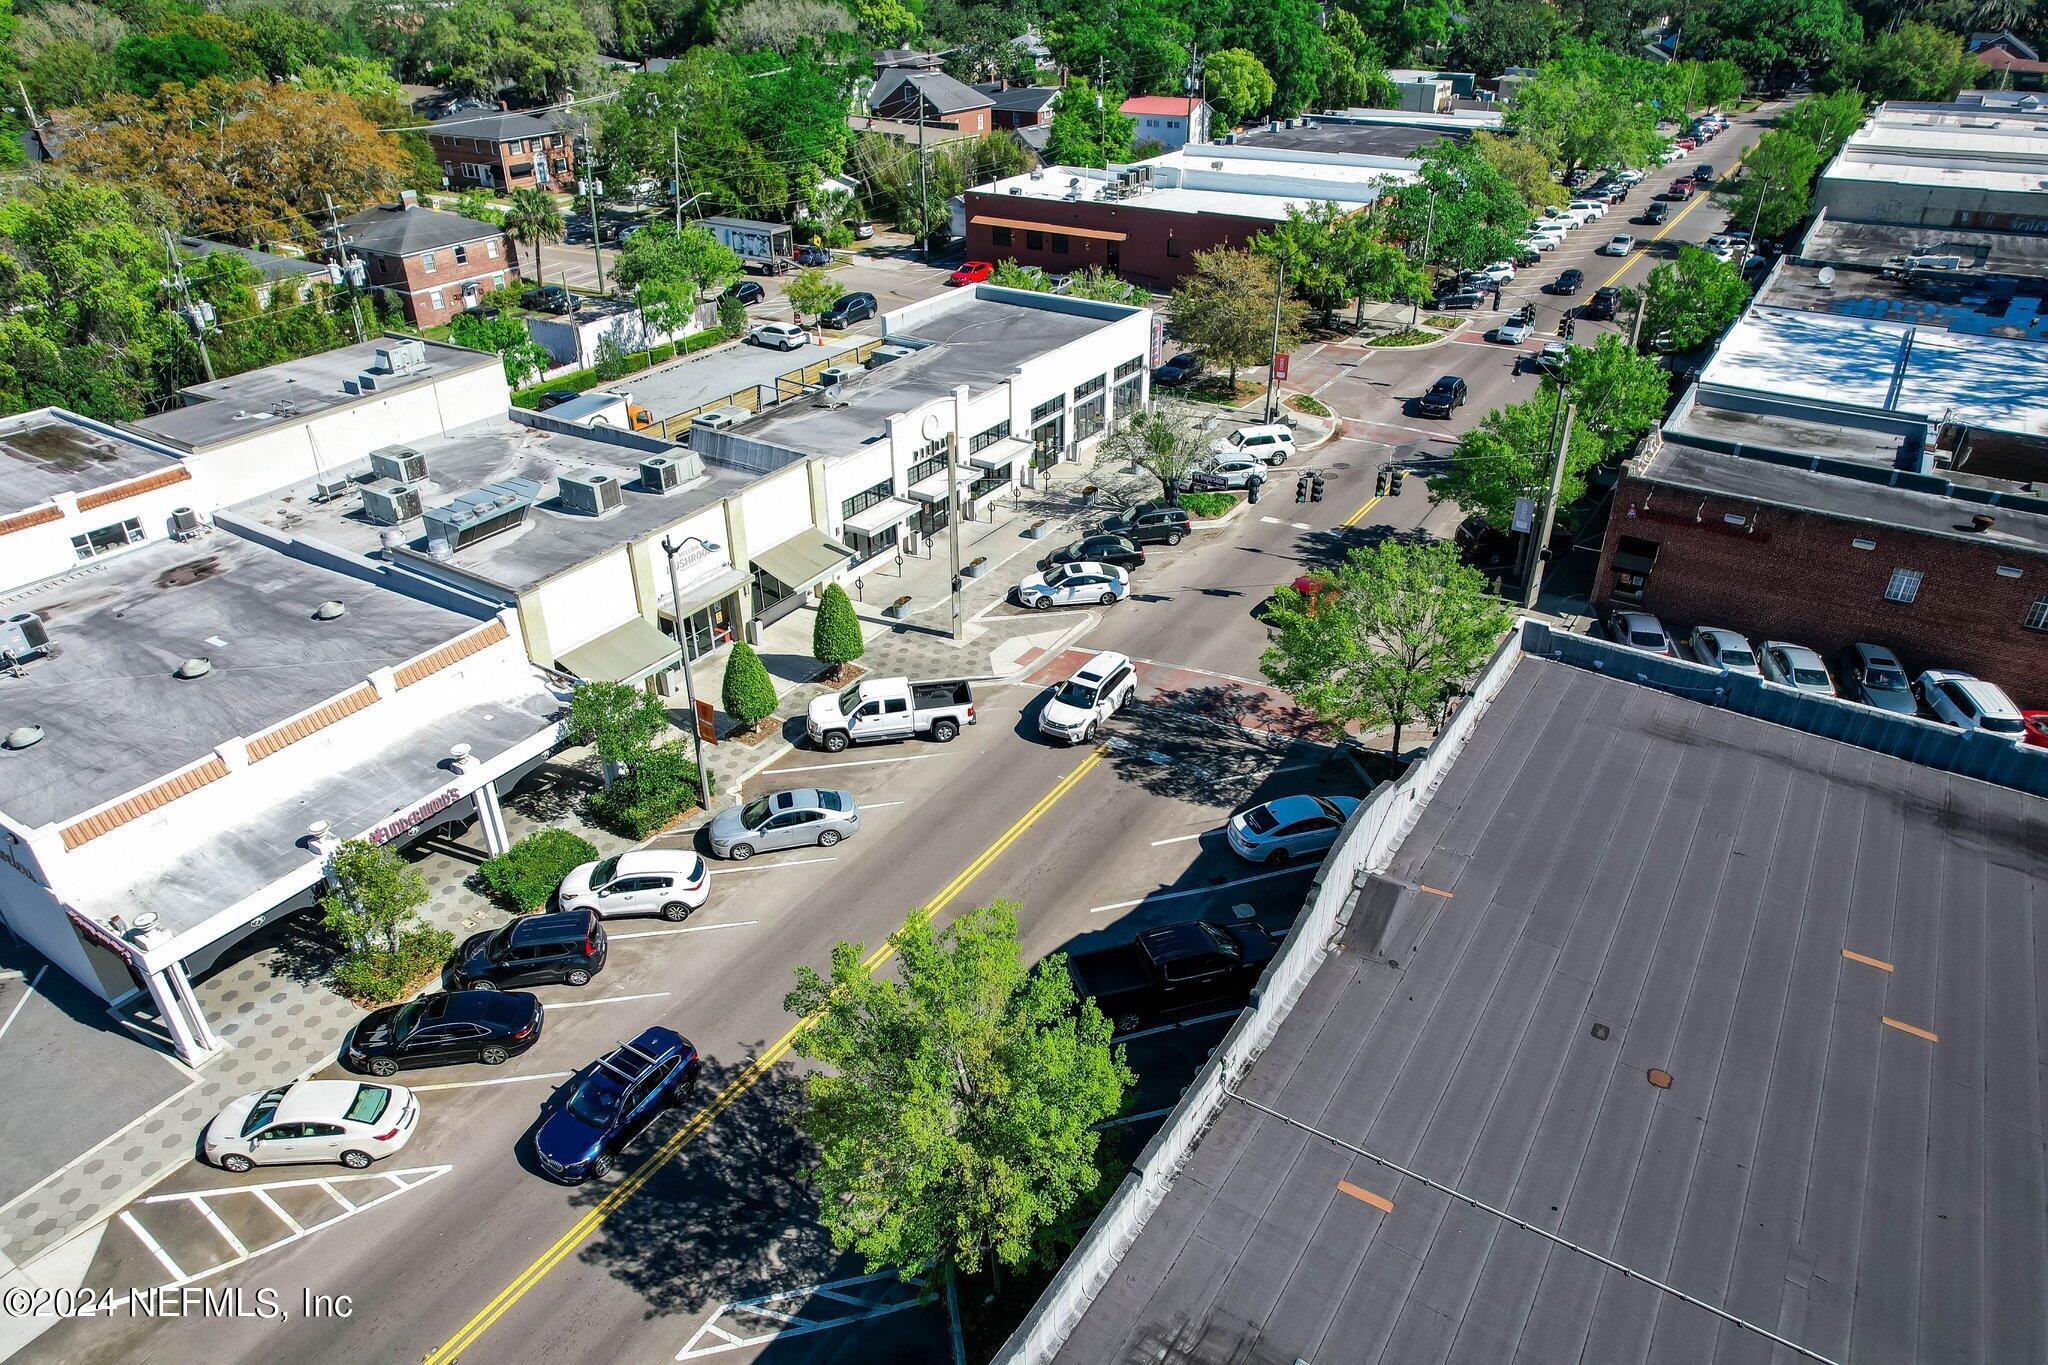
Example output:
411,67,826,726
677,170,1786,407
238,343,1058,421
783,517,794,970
1069,919,1281,1023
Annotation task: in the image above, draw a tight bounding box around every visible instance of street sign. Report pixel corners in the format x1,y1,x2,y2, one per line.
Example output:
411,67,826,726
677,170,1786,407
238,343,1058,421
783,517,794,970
1273,352,1290,381
695,698,716,743
1512,497,1535,533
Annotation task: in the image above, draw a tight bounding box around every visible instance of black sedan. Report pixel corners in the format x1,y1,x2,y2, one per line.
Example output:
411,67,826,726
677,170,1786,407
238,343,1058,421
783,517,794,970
722,280,765,306
1039,534,1144,571
345,990,542,1077
1635,200,1669,225
1548,268,1584,296
1153,351,1201,386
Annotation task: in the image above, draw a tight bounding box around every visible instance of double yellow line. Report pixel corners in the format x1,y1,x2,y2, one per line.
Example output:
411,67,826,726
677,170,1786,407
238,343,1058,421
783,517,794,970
1598,141,1756,290
1341,493,1385,529
426,744,1106,1364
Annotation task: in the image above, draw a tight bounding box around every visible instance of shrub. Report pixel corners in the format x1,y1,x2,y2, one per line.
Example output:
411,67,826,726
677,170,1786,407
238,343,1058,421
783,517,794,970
1286,393,1330,417
722,640,778,728
592,334,629,382
823,223,855,248
479,828,600,911
1175,490,1237,518
1369,328,1437,348
812,582,864,672
717,294,748,335
332,926,454,1004
585,742,713,838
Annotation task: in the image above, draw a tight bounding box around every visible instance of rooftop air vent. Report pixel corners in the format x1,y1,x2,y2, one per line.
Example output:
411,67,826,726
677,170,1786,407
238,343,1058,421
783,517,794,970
640,456,681,493
422,477,543,550
370,445,428,484
377,338,428,376
1,611,50,662
174,657,213,679
313,600,348,621
3,724,42,750
1972,512,1997,532
558,469,623,517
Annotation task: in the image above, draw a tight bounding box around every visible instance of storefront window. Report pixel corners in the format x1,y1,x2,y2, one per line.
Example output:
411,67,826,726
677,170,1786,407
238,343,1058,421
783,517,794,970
1115,356,1144,380
908,445,950,484
970,463,1013,499
1114,376,1142,416
917,501,950,538
1031,396,1063,425
1075,375,1106,400
665,594,736,657
968,420,1012,453
1031,414,1064,469
1074,396,1105,443
841,477,895,518
845,523,899,562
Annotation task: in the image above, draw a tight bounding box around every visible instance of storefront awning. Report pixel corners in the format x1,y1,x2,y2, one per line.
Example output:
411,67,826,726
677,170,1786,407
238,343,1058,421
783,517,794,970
968,436,1029,472
1611,548,1658,575
843,497,916,535
556,616,680,684
970,214,1127,243
909,466,981,503
663,563,749,619
753,527,855,592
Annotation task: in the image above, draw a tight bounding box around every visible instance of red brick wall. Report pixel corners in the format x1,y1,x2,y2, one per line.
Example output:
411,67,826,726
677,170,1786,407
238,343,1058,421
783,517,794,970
1595,471,2048,706
963,193,1274,286
361,236,521,325
429,133,574,192
943,109,990,134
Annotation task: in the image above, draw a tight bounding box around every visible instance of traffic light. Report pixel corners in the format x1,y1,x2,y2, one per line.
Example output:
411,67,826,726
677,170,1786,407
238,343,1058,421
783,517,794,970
1389,467,1407,496
1375,466,1391,496
1560,313,1576,340
1310,474,1326,502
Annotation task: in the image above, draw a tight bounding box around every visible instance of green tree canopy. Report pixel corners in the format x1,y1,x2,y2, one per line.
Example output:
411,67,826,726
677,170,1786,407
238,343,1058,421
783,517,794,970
784,900,1132,1281
1043,77,1136,169
503,187,566,288
784,266,844,322
722,640,779,727
613,219,743,298
1343,0,1451,65
115,30,241,91
1321,7,1396,109
1433,388,1606,532
319,838,430,959
1720,127,1819,237
1640,244,1751,352
1506,44,1664,179
421,0,597,100
1169,247,1302,389
1101,403,1209,499
1690,0,1861,84
1260,539,1513,754
566,679,670,781
1222,0,1325,116
449,311,552,386
1468,129,1566,210
1557,333,1668,457
1376,137,1530,270
1447,0,1562,79
1204,47,1275,126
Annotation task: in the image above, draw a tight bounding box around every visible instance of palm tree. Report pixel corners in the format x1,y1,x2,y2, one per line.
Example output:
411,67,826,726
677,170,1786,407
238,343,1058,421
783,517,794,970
503,187,566,290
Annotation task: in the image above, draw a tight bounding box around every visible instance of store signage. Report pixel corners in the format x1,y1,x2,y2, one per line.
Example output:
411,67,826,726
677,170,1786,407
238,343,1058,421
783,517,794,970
368,785,464,846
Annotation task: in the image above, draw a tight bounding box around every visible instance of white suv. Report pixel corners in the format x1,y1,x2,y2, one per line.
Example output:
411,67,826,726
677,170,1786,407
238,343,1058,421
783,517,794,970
558,849,710,921
1211,423,1296,466
1568,199,1608,220
1038,650,1137,744
1915,670,2028,740
749,321,807,350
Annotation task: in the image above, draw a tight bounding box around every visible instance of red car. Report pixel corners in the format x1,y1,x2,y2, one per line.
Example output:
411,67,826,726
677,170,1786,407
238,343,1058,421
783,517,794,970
949,261,993,286
1665,180,1694,200
1675,136,1697,150
2024,710,2048,749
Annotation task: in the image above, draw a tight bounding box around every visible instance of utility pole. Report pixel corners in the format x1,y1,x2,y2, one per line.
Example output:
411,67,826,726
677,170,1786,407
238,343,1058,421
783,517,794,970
160,230,215,383
661,535,717,812
1185,41,1203,145
672,127,683,231
1522,394,1575,610
1409,191,1436,326
16,81,37,136
1263,249,1289,423
581,133,607,294
915,95,930,264
324,193,367,345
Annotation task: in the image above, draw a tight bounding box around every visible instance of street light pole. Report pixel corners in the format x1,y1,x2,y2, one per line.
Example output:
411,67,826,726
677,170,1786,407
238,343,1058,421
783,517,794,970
1263,248,1289,423
1410,191,1436,327
661,534,718,811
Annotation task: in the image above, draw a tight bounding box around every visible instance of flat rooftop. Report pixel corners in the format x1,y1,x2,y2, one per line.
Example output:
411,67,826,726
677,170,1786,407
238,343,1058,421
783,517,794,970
0,410,185,515
976,143,1411,219
129,337,498,452
0,533,491,829
1800,215,2048,275
1233,114,1478,158
1665,396,1914,467
1762,258,2048,340
731,295,1125,458
237,418,758,593
1053,656,2048,1365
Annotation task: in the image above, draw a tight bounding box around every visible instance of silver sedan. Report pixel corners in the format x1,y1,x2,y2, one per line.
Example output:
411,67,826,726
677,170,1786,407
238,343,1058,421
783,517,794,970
706,787,859,860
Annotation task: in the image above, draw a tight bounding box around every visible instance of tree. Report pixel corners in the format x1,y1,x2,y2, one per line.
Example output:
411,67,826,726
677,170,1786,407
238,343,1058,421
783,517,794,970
1777,87,1865,163
1260,540,1512,755
1205,48,1275,127
1223,0,1326,116
812,582,864,678
566,679,669,787
1698,58,1746,108
1322,8,1397,110
1468,129,1566,211
1343,0,1451,65
421,0,597,100
1043,77,1135,169
613,220,742,299
1506,52,1661,179
990,260,1056,291
1557,334,1668,457
1169,248,1302,391
852,0,920,44
722,640,779,728
1448,0,1561,79
1640,245,1751,352
1063,265,1151,306
1719,128,1819,238
114,31,242,93
1101,405,1207,500
319,838,452,1003
504,187,567,291
1433,388,1604,532
784,266,844,323
26,37,123,109
449,311,552,385
1690,0,1861,84
452,188,506,224
1338,233,1431,327
66,77,409,242
718,0,854,51
1375,138,1530,270
784,900,1131,1282
1255,202,1353,323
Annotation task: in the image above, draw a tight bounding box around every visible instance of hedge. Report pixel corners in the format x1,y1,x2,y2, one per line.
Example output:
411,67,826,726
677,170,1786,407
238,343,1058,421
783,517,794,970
511,323,739,409
1175,490,1237,519
333,927,456,1005
586,742,715,839
479,828,600,911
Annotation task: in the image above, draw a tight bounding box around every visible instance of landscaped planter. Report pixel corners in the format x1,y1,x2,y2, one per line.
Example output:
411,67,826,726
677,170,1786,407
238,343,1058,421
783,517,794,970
961,556,988,579
1023,519,1051,540
883,595,915,620
1077,485,1100,507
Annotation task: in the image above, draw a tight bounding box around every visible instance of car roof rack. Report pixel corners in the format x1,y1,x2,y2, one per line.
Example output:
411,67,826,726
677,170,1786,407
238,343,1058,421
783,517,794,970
597,1042,664,1082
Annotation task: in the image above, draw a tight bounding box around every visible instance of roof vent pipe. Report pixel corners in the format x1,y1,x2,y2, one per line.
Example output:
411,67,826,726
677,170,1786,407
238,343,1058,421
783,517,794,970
3,724,43,750
313,600,348,620
174,657,213,679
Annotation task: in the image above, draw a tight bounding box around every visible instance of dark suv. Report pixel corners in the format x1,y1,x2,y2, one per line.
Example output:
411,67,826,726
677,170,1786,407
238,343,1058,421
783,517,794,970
1097,503,1191,546
820,291,876,328
533,1027,702,1182
1416,375,1467,418
452,910,607,991
1039,534,1144,571
522,285,573,314
1584,286,1620,321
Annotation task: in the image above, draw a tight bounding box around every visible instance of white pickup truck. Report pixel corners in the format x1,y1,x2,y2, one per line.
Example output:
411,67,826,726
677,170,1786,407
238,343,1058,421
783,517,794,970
806,677,976,752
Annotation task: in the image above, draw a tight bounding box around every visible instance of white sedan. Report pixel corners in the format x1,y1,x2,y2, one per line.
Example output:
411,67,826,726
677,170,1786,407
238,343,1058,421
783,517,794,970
1226,794,1362,864
203,1080,419,1172
1190,457,1269,490
1524,233,1562,251
1688,626,1761,676
1599,234,1636,256
1491,318,1534,344
1759,641,1836,696
1475,260,1515,284
1014,561,1130,610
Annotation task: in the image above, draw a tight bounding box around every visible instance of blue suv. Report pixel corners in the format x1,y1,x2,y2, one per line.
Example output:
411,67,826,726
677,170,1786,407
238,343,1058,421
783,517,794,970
533,1028,702,1183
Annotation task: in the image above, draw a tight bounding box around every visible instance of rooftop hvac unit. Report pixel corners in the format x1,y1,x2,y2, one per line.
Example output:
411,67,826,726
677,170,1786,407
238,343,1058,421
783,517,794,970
423,477,542,551
640,456,681,493
1009,185,1025,195
558,468,623,517
0,611,50,662
312,473,353,502
1907,254,1965,271
169,506,201,540
376,338,428,376
692,406,748,432
369,445,428,484
361,478,423,526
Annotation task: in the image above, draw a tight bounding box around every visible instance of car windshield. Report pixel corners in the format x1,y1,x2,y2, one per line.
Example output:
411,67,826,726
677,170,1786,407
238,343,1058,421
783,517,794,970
739,797,774,830
1793,666,1830,688
567,1075,624,1129
389,999,427,1043
345,1085,391,1124
1243,805,1280,834
486,924,515,956
1720,647,1758,668
837,681,866,713
1051,680,1098,708
1044,566,1071,586
590,856,620,887
241,1087,289,1137
1864,667,1908,691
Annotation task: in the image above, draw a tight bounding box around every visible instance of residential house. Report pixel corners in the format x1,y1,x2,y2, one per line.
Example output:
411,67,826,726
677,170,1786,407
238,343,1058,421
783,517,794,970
335,193,520,326
1120,96,1211,150
1966,31,2046,88
867,68,994,135
177,238,327,307
977,82,1060,134
423,107,574,192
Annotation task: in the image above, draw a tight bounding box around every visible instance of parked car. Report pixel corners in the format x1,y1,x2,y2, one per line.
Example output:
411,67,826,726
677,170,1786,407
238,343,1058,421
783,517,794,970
948,260,993,286
748,321,807,350
523,285,573,314
1615,168,1646,184
1492,317,1534,344
1416,375,1467,417
451,910,607,991
1475,260,1516,284
722,280,765,306
1636,200,1670,225
795,245,833,267
819,291,876,328
1838,643,1916,716
1013,561,1130,610
460,304,501,323
346,991,543,1077
1041,533,1145,570
1068,919,1281,1023
1525,231,1563,251
1154,351,1201,386
1226,794,1362,864
853,219,876,240
1604,610,1676,656
533,1028,701,1183
1514,245,1543,267
1454,515,1519,574
1688,626,1761,675
1568,199,1608,220
1189,457,1268,491
706,787,860,860
534,390,584,412
2024,710,2048,749
1439,287,1487,309
558,850,708,921
1584,286,1621,321
1037,650,1138,744
1758,641,1836,695
1531,341,1572,374
1915,670,2029,740
203,1081,418,1173
1548,268,1584,296
1098,502,1191,546
806,676,975,751
1600,233,1636,257
1212,422,1296,466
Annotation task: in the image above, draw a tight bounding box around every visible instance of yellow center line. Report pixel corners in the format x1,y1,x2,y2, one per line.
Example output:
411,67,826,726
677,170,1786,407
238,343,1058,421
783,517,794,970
425,745,1106,1365
1597,142,1754,291
1341,494,1384,529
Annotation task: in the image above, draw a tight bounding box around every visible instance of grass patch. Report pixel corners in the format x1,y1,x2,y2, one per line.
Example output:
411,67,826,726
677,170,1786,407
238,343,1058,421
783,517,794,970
1182,375,1263,405
1175,490,1238,519
1370,328,1438,347
1285,393,1330,417
1424,314,1464,329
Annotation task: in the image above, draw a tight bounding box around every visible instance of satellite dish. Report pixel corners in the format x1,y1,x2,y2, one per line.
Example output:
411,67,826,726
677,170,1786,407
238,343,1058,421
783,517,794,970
1817,266,1836,287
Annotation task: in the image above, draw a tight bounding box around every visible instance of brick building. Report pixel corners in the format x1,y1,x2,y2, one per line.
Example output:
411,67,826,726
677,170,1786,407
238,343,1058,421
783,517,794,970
335,194,520,326
422,108,574,192
866,67,993,135
974,81,1058,133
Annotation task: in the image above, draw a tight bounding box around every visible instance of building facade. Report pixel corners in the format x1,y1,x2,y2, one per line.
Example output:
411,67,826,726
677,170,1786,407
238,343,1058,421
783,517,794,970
335,195,521,326
422,108,574,192
867,67,994,134
1119,96,1211,150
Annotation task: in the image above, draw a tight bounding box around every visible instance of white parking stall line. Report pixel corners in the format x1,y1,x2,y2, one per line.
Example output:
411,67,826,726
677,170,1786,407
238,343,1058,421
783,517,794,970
708,856,837,875
860,800,907,810
0,965,47,1044
768,755,935,775
319,1180,356,1213
608,920,759,940
1150,832,1209,846
118,1210,187,1281
1113,1008,1243,1043
674,1270,928,1360
545,992,672,1011
1087,864,1317,914
187,1193,248,1257
408,1071,573,1091
250,1187,303,1235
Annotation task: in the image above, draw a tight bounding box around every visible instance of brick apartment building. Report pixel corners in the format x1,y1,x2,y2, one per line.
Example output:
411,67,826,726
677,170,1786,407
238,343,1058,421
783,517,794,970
867,67,993,135
335,193,520,326
975,81,1058,133
423,108,574,192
